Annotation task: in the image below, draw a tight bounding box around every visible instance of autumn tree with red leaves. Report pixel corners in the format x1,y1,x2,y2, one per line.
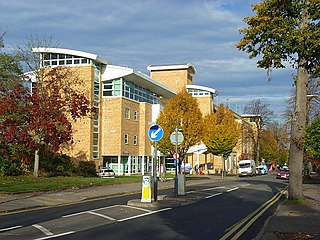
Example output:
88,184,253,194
0,41,92,177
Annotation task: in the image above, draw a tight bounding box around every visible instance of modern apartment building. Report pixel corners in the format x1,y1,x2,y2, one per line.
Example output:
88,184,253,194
32,48,175,175
32,48,258,175
147,63,258,174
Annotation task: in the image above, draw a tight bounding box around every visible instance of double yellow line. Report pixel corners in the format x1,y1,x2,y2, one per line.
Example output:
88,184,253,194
219,186,288,240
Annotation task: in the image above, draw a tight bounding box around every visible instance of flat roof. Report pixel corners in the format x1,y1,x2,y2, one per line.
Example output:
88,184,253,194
32,47,111,65
147,63,196,74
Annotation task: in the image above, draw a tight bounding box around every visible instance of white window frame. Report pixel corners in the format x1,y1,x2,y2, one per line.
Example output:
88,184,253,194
134,135,138,145
124,134,129,144
125,108,130,119
134,111,138,121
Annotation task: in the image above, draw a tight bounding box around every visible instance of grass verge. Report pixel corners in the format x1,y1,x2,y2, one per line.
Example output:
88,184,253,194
0,175,142,193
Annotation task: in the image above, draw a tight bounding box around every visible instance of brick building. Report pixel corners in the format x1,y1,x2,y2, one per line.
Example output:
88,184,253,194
32,48,258,175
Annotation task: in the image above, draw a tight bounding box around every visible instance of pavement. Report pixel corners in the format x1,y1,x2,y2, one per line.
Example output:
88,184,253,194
0,174,319,240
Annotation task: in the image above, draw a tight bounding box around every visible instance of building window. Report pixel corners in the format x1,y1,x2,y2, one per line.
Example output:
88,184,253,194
124,134,129,144
134,135,138,145
134,111,138,121
125,108,130,119
40,53,91,67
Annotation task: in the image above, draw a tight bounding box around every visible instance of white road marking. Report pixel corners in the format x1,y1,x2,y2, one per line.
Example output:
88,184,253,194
120,205,152,212
87,211,116,221
63,205,121,218
227,187,239,192
206,192,223,199
0,225,22,232
202,187,226,191
118,208,172,222
32,224,54,236
34,231,75,240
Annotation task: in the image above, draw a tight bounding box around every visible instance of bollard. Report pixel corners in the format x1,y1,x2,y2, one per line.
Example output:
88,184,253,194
141,176,154,202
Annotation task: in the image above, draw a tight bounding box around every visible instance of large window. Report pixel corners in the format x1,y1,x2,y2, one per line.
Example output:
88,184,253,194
102,78,160,104
41,53,91,67
92,62,100,159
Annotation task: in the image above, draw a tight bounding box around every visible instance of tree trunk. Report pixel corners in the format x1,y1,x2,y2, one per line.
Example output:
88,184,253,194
33,149,39,178
288,3,309,201
288,57,308,200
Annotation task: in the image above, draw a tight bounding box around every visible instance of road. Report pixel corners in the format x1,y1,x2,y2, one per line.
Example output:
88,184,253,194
0,174,288,240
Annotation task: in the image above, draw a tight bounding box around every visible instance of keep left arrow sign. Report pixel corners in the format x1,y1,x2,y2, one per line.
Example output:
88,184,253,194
148,125,164,141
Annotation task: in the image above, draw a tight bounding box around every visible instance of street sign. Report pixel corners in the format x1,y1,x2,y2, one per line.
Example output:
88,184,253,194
170,131,184,145
173,153,180,159
148,125,164,141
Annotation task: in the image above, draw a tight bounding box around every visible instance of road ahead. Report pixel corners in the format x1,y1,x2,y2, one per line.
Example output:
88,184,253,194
0,174,287,240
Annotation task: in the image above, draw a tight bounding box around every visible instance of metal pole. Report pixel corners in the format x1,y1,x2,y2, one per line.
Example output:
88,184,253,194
153,141,158,201
174,127,178,197
175,127,178,177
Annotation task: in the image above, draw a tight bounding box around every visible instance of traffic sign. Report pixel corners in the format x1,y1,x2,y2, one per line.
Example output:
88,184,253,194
170,131,184,145
148,125,164,141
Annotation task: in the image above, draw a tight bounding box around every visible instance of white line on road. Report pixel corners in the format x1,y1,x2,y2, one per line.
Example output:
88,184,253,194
226,187,239,192
32,224,54,236
0,225,22,232
121,205,153,213
34,231,75,240
118,208,172,222
205,193,223,199
87,211,116,221
203,187,226,191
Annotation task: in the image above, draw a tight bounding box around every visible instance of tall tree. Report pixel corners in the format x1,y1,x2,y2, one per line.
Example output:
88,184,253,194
157,90,203,160
236,0,320,200
243,99,274,125
243,99,270,162
202,104,239,169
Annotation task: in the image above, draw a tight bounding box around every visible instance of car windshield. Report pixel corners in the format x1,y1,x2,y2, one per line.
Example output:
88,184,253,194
239,163,250,168
279,168,289,172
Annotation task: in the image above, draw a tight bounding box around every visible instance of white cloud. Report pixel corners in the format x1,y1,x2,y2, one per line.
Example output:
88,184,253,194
0,0,294,121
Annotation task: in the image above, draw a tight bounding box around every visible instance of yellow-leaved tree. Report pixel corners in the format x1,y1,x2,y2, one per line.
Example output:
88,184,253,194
157,90,203,160
203,104,239,159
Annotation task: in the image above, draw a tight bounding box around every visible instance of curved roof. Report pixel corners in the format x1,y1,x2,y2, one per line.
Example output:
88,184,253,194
32,47,111,65
147,63,196,74
102,65,177,99
186,84,218,95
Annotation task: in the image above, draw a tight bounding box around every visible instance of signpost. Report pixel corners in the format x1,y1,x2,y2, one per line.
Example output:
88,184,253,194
170,128,184,196
143,124,163,202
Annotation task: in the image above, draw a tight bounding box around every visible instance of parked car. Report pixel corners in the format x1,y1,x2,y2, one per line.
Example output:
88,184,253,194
238,159,256,177
276,168,289,180
97,168,115,178
256,165,268,175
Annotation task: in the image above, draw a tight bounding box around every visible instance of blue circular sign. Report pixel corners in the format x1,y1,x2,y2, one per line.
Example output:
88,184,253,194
148,125,164,141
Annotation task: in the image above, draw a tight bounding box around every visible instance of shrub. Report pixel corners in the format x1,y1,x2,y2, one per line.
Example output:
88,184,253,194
0,158,23,176
40,150,74,176
76,161,97,177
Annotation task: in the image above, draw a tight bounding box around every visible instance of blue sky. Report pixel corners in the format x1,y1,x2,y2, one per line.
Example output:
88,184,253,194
0,0,295,121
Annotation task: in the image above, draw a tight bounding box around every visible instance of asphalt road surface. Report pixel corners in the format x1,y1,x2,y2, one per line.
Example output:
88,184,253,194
0,174,288,240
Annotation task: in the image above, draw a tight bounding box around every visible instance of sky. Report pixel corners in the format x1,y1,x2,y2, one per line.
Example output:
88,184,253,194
0,0,296,121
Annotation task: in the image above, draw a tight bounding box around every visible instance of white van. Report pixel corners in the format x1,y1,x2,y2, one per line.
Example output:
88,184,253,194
238,160,256,177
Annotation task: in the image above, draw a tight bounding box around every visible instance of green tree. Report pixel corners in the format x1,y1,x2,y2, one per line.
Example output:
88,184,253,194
203,104,239,160
157,90,203,159
236,0,320,200
305,115,320,161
